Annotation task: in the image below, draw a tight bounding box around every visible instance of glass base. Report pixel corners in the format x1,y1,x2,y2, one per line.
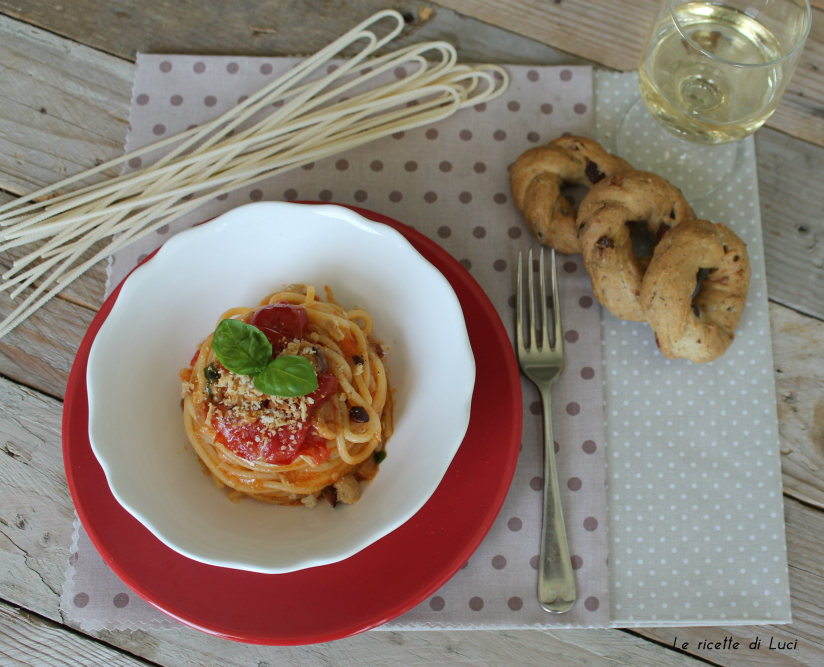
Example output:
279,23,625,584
615,98,743,201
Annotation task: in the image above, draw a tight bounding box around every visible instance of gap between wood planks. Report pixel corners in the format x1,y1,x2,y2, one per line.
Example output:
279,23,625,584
0,598,163,667
622,629,726,667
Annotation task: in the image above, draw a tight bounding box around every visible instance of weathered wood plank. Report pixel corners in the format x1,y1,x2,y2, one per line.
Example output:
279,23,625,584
0,602,153,667
756,129,824,322
433,0,824,148
0,283,94,399
0,13,132,195
0,12,130,311
97,627,717,667
0,0,584,67
771,302,824,510
0,378,74,620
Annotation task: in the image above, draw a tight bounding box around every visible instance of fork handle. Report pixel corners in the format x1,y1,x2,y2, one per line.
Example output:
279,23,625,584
537,383,577,613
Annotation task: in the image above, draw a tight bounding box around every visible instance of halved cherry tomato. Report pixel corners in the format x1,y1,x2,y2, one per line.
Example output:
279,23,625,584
299,432,332,465
249,301,308,354
212,373,338,466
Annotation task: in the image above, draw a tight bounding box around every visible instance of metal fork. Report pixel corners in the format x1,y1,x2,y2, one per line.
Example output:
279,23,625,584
516,247,577,614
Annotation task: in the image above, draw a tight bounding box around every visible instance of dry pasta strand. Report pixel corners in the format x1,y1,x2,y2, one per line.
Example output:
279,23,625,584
0,9,508,340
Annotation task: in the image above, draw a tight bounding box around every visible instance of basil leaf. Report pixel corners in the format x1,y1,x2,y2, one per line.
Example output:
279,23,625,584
254,355,318,397
211,318,272,376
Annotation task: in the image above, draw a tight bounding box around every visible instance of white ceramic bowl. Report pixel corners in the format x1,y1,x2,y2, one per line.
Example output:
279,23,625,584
87,202,475,573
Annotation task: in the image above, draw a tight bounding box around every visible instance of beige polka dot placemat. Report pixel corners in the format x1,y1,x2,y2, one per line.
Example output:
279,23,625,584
60,56,611,631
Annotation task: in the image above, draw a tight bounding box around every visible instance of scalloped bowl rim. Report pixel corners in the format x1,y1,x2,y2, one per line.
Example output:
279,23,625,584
86,202,475,573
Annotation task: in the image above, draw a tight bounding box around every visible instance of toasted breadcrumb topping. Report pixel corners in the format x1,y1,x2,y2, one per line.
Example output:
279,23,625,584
209,361,314,437
333,475,361,504
300,494,317,508
278,339,301,358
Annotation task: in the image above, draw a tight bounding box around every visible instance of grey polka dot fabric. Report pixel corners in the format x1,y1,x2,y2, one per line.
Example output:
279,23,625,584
593,71,791,626
67,55,611,631
59,516,179,631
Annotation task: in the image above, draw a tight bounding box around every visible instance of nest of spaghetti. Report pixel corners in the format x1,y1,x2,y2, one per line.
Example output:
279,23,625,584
180,284,393,508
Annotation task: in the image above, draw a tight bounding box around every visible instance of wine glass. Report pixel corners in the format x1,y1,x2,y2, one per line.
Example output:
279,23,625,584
617,0,811,199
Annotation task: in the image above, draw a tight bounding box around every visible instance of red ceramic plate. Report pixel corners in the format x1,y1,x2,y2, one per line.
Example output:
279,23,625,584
63,204,522,645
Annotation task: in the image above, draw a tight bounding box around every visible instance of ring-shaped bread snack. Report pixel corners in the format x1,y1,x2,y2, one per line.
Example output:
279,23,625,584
577,171,696,321
510,136,632,254
641,219,750,364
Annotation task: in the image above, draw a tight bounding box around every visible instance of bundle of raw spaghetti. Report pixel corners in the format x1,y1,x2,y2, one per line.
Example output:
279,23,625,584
0,9,508,338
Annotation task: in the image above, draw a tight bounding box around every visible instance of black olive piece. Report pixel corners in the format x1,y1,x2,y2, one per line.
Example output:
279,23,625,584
349,406,370,423
352,355,364,366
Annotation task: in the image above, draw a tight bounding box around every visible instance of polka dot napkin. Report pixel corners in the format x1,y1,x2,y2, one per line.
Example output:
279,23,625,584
60,56,610,631
593,71,791,626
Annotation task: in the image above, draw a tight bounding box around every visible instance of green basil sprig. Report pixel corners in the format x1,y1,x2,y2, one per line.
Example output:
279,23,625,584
210,318,318,397
212,319,272,376
254,355,318,397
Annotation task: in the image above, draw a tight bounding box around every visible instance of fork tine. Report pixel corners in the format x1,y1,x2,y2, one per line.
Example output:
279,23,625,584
516,251,525,354
551,249,563,353
528,248,536,352
539,248,549,350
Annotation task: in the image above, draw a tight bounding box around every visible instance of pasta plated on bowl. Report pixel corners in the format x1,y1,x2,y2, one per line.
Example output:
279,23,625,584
86,202,475,573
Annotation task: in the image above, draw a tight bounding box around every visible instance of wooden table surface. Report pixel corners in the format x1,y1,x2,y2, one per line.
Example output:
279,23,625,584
0,1,822,665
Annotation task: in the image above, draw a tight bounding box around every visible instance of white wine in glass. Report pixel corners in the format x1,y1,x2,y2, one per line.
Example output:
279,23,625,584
638,0,811,145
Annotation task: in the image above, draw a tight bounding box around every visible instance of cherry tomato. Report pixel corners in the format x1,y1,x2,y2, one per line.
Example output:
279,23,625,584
211,373,338,466
249,301,309,353
299,432,332,465
310,372,338,403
